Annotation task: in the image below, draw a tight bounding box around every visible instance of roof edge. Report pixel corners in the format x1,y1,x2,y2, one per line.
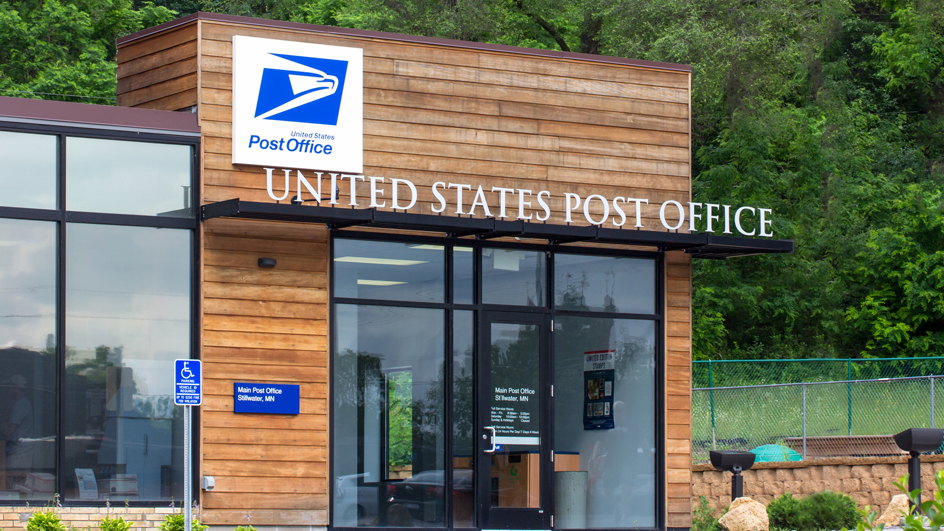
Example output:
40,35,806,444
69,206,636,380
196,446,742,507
117,11,692,73
0,96,200,134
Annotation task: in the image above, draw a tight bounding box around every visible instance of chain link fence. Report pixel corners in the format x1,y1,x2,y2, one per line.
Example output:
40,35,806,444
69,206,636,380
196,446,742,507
693,356,944,388
692,375,944,464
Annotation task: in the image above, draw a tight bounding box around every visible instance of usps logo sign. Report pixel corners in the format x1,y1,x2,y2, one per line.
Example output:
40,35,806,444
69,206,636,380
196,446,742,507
232,36,363,173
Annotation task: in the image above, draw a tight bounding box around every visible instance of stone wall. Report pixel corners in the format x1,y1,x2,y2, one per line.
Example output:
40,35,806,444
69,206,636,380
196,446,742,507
693,454,944,516
0,506,177,530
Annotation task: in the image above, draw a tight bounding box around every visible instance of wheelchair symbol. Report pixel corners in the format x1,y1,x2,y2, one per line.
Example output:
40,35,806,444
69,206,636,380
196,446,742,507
180,362,195,380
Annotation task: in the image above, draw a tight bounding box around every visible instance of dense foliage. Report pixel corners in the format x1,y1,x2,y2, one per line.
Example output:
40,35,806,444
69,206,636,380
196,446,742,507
1,0,941,361
767,491,859,530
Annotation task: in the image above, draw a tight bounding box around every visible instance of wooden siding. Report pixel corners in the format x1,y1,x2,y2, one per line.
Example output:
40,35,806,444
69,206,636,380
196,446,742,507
116,18,693,528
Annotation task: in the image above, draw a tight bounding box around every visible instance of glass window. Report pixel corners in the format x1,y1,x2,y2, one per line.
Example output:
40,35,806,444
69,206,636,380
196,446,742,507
481,248,545,306
334,305,446,527
63,224,190,501
66,138,192,217
452,310,474,527
453,247,474,305
0,131,57,209
0,219,57,500
334,240,445,303
555,254,655,314
553,316,656,528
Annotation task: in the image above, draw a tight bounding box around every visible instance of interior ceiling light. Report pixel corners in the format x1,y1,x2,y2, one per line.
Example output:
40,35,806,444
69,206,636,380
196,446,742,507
409,244,445,251
357,279,406,286
335,256,429,266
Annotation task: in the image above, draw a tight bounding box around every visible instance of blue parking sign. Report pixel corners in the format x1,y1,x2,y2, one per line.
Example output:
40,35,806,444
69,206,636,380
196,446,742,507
174,359,202,406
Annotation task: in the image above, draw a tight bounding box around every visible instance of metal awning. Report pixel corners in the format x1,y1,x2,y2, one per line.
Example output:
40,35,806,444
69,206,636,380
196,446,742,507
202,199,794,259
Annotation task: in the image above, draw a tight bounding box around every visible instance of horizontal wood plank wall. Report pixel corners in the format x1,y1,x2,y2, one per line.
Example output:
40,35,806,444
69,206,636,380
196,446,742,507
116,18,694,528
666,250,693,528
116,22,199,109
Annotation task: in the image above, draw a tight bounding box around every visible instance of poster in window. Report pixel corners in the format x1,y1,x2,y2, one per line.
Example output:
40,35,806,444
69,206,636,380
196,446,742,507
583,350,615,430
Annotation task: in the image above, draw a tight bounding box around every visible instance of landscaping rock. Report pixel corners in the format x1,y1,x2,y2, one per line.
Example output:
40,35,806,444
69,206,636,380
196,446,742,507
718,497,769,531
876,494,910,526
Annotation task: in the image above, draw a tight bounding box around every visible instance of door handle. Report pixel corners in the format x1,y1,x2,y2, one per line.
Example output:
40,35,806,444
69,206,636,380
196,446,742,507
483,426,497,453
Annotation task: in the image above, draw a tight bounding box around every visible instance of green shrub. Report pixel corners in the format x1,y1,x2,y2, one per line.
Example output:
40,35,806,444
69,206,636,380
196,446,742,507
100,516,134,531
157,514,208,531
768,491,858,531
768,492,806,530
692,496,721,531
234,526,256,531
27,511,66,531
802,491,858,529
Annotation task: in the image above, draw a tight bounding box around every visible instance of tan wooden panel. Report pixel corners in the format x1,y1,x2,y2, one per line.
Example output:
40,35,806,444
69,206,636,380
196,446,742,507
204,329,326,351
205,233,328,256
667,468,691,484
204,362,327,382
204,266,326,289
203,346,329,369
118,40,198,78
205,282,326,304
203,427,325,446
200,509,327,526
204,249,326,272
204,314,324,336
209,476,326,494
117,57,197,95
117,23,197,63
667,513,694,528
203,459,326,478
390,60,688,103
119,88,197,111
666,438,690,454
667,395,691,410
205,443,326,461
200,22,686,88
118,73,197,107
203,410,327,430
204,298,326,320
203,492,327,510
667,482,692,498
204,217,328,242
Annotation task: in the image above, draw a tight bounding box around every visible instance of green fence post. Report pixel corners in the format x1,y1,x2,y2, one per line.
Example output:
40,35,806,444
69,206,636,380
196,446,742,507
709,359,716,450
848,359,852,436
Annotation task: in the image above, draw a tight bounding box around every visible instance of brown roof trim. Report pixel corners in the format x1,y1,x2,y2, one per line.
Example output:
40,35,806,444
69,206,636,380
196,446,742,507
0,96,200,135
118,11,692,73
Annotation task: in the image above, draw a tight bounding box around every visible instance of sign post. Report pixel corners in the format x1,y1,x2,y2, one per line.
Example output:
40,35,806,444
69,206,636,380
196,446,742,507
175,359,202,531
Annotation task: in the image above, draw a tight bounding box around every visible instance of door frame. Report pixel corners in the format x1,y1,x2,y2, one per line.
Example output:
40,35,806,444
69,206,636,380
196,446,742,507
476,310,553,530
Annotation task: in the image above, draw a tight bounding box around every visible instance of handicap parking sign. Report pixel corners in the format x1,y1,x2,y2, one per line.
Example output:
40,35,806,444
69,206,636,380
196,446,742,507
174,359,202,406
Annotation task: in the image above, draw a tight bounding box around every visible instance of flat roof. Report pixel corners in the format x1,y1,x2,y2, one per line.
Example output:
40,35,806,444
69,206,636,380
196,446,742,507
118,11,692,73
0,96,200,136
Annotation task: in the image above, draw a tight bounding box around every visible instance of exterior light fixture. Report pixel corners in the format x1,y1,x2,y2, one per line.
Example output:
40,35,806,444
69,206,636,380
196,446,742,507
894,428,944,508
258,257,277,268
710,450,756,501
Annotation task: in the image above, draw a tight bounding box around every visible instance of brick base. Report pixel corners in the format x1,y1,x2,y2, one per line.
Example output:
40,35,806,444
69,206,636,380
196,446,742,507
692,454,944,516
0,506,178,530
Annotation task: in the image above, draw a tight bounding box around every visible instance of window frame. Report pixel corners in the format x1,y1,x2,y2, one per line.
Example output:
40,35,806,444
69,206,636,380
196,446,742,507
0,121,201,507
329,231,665,531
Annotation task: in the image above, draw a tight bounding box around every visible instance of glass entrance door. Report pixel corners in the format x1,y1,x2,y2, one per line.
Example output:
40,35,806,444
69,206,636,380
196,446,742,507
476,312,551,529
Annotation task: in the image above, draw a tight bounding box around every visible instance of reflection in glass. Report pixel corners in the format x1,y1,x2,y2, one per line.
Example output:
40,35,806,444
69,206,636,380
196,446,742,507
553,316,656,528
66,138,192,217
554,254,655,314
334,305,446,527
482,249,545,306
453,247,474,305
64,224,190,501
453,311,474,526
0,219,57,500
334,240,445,303
489,322,541,508
0,131,57,209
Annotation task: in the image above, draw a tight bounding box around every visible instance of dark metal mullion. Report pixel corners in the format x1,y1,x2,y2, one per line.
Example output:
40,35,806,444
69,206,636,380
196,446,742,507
553,309,661,321
546,250,555,523
189,140,202,508
329,235,337,528
56,132,67,499
0,206,62,222
0,122,199,145
331,297,449,310
444,243,454,527
656,254,666,531
65,211,197,229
